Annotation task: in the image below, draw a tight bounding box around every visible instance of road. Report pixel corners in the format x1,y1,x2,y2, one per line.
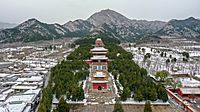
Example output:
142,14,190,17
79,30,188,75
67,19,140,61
34,71,51,112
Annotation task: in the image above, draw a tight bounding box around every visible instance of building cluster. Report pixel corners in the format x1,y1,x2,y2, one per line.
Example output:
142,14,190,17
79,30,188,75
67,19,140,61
0,45,71,112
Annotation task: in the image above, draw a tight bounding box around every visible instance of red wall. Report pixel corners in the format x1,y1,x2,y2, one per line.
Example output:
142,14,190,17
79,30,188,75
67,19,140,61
93,83,107,90
166,89,195,112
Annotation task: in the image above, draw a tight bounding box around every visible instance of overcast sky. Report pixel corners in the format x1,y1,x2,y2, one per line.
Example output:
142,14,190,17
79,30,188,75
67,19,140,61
0,0,200,24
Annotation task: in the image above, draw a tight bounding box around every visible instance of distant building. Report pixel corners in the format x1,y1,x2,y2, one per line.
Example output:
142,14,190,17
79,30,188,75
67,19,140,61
177,88,200,99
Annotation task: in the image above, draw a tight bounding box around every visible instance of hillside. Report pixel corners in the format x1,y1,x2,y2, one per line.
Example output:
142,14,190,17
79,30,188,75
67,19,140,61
63,9,166,41
157,17,200,39
0,18,71,43
0,9,200,43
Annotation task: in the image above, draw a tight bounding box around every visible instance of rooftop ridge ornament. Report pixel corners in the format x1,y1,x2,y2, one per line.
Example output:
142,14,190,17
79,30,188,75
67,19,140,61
95,38,104,47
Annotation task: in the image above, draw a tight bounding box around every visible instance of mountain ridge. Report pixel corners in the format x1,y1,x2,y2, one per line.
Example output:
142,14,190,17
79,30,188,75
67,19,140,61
0,9,200,43
63,9,167,41
0,18,71,43
156,16,200,38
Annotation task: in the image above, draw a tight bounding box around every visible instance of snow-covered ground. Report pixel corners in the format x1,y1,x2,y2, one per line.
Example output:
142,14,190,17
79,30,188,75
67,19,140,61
126,46,200,76
124,45,200,88
176,77,200,87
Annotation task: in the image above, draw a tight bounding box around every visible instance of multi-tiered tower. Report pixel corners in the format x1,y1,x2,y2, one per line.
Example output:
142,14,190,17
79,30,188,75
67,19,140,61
89,38,109,92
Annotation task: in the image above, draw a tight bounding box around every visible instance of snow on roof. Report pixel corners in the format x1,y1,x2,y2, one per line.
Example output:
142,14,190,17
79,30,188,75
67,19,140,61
40,70,48,74
0,102,28,112
6,74,21,78
91,55,108,60
24,88,41,95
16,78,27,82
24,68,31,71
21,72,38,76
180,88,200,94
92,51,107,54
0,62,13,65
2,81,19,85
0,73,11,78
26,76,43,82
12,85,38,90
23,105,31,112
16,76,43,82
178,77,200,87
5,94,36,103
2,89,14,95
96,38,101,41
91,47,108,52
91,80,108,83
32,67,46,71
94,72,105,78
0,94,8,101
22,82,38,85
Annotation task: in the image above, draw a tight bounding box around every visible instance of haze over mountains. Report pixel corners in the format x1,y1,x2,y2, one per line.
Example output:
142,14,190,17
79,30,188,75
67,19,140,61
0,22,17,30
0,9,200,43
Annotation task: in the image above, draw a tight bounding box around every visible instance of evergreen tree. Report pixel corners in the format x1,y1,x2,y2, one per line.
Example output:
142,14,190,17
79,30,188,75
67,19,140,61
113,99,124,112
157,84,168,102
134,89,143,102
164,52,167,57
121,87,131,101
155,70,169,82
53,45,56,50
166,59,170,64
49,45,53,50
182,52,189,59
78,87,85,101
140,68,147,77
55,96,70,112
38,103,46,112
148,87,157,101
142,48,146,54
144,101,152,112
160,52,164,57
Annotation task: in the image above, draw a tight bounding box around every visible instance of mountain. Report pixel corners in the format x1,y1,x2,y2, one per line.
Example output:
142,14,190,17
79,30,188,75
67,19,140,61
157,17,200,38
63,19,94,36
0,22,17,30
63,9,166,41
87,9,131,27
1,9,200,43
0,18,71,43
